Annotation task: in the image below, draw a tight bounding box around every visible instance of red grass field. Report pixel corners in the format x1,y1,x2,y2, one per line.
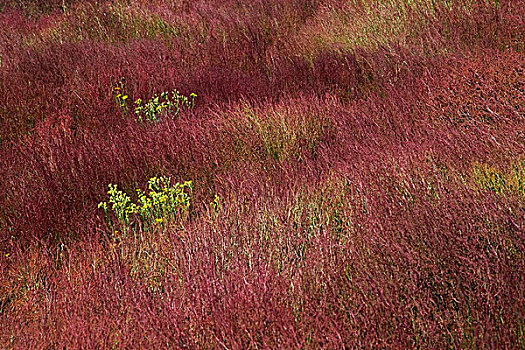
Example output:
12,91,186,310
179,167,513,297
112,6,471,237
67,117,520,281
1,0,524,348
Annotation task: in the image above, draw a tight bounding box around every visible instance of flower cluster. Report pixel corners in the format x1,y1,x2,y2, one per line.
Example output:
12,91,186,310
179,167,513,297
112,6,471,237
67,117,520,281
112,77,129,109
98,177,192,233
134,90,197,122
111,77,196,122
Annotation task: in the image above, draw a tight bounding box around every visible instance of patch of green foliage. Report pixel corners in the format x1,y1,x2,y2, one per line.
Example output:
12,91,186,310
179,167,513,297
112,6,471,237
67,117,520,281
112,78,196,122
98,176,193,234
134,90,197,122
472,158,525,197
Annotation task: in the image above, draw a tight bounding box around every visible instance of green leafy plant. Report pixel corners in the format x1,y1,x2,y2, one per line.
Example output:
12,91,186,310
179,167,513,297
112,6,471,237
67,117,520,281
134,90,197,122
112,78,197,122
98,176,193,233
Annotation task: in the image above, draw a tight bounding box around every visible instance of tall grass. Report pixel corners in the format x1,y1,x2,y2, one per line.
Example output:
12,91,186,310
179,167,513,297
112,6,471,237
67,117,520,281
1,0,524,348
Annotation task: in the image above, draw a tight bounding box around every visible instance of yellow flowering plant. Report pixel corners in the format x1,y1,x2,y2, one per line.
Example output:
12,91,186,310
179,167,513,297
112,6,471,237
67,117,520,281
134,90,197,122
111,77,197,122
98,176,192,233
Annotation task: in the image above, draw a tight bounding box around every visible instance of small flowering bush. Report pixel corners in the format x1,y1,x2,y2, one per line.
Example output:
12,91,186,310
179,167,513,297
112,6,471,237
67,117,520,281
112,78,196,122
98,176,192,233
134,90,197,122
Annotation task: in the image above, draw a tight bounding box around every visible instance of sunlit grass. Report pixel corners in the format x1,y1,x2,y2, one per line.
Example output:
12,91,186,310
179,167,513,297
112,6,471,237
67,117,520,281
0,0,524,348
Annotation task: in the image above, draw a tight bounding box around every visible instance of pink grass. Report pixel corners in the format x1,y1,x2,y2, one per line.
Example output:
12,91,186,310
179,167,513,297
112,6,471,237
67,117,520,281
1,0,524,348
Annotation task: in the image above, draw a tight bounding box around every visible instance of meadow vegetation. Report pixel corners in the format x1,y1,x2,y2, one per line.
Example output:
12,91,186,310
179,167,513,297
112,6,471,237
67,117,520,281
0,0,524,348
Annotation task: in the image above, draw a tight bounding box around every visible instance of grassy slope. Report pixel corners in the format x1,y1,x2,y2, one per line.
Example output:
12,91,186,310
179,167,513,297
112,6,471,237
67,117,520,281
1,0,524,348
